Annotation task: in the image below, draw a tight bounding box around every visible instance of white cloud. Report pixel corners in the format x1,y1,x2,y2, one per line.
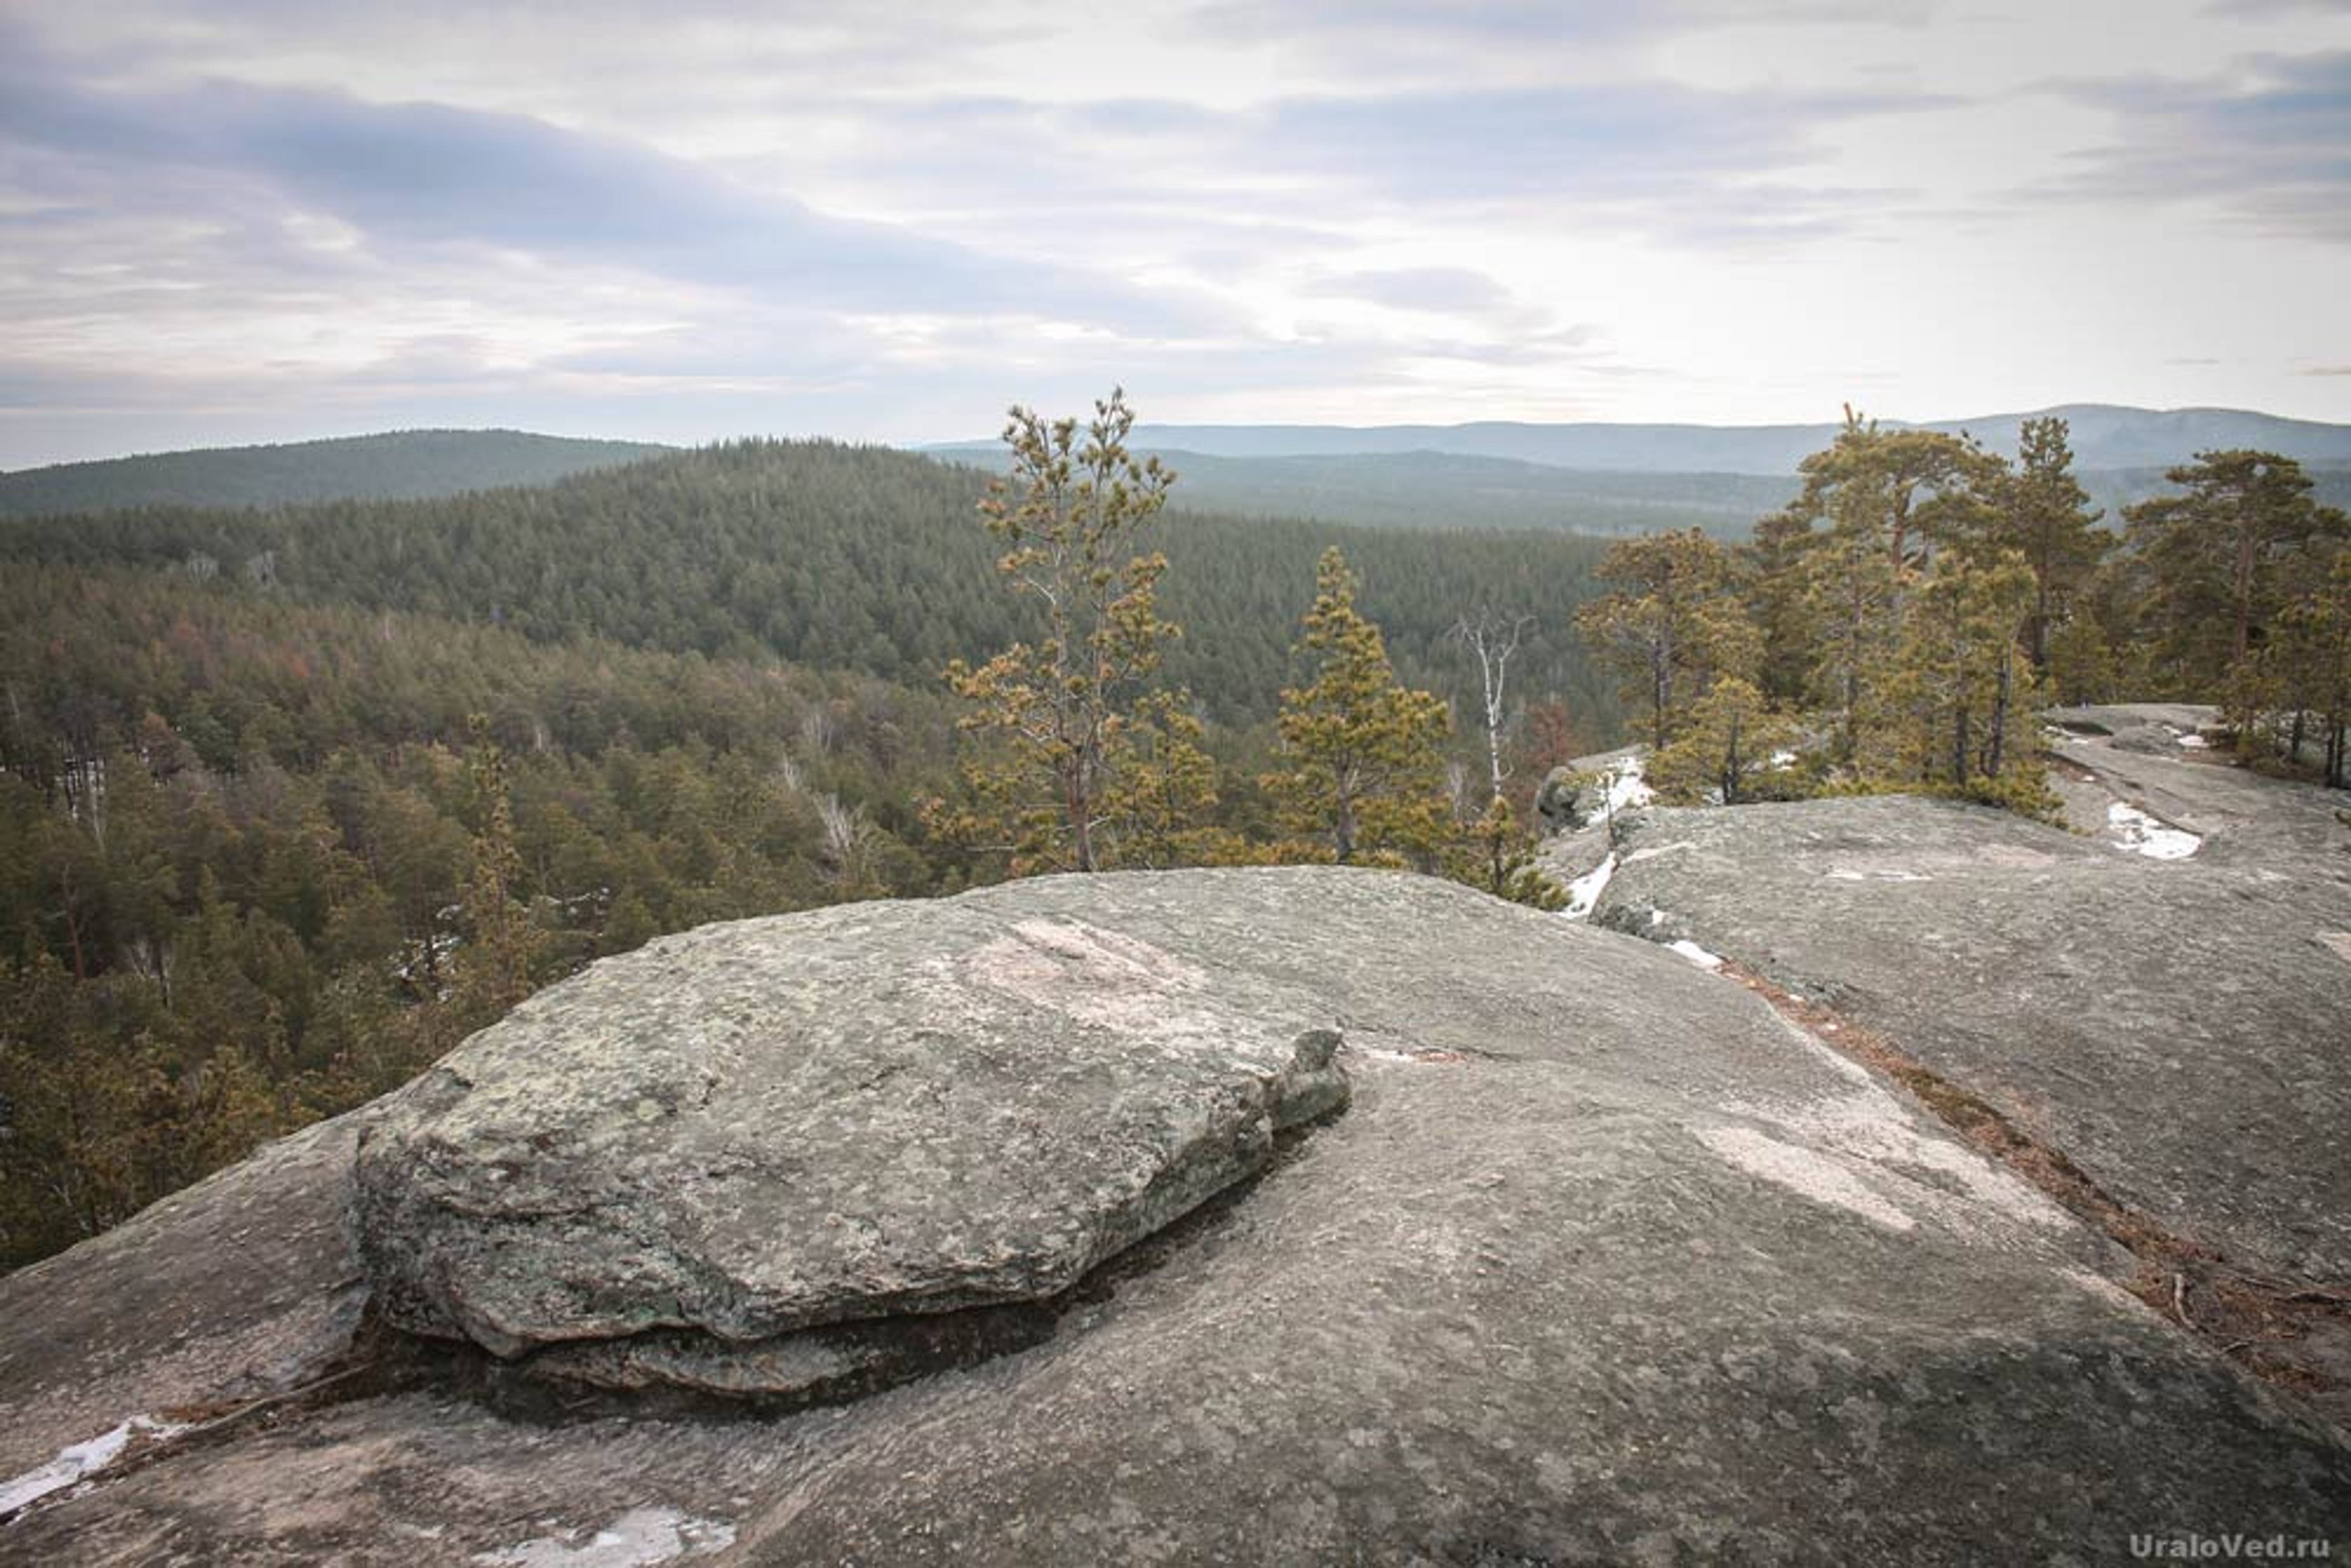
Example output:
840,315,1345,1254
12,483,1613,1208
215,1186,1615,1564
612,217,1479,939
1,0,2347,466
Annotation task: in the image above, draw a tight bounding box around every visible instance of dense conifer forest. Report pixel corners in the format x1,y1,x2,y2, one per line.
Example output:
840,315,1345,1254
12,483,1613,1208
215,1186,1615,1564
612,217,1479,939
0,436,1618,1269
2,415,2345,1274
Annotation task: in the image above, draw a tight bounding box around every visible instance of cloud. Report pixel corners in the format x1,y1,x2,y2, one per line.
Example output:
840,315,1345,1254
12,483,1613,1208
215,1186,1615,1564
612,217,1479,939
1303,267,1520,314
3,2,2347,464
2037,51,2351,239
0,36,1204,332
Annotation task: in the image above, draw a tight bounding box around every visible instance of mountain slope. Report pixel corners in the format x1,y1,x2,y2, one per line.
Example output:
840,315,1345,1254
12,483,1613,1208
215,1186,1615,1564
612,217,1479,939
934,447,1801,538
0,429,672,518
0,438,1619,727
923,404,2351,477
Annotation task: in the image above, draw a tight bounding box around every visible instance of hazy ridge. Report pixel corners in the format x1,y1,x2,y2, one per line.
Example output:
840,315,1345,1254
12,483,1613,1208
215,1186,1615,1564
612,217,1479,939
0,428,672,518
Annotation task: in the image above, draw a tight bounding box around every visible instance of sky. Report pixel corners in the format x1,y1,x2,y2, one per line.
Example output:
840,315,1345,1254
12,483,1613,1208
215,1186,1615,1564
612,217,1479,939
3,0,2349,467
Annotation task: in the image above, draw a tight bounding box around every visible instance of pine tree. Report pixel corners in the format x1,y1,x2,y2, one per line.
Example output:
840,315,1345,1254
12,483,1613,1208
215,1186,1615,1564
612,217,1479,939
1984,417,2109,678
2252,548,2351,784
1876,552,2056,814
1265,548,1451,865
454,715,541,1020
1763,411,2004,768
1573,529,1756,751
2122,451,2351,746
935,390,1195,874
1648,677,1799,806
1097,690,1225,869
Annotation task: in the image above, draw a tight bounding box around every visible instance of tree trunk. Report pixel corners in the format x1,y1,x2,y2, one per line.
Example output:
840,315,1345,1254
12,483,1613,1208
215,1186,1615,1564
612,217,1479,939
1066,760,1096,873
1651,635,1671,753
1987,654,2012,779
2233,519,2256,668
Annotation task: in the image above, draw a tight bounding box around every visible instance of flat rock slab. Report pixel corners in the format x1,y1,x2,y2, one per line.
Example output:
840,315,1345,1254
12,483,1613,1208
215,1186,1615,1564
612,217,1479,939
1593,792,2351,1284
6,868,2348,1564
2048,720,2351,863
0,1104,383,1478
355,897,1350,1358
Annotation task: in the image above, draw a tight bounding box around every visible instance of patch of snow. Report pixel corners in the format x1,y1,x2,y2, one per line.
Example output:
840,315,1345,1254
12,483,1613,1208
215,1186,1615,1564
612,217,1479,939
1767,748,1797,768
1600,755,1654,815
1560,853,1616,922
1826,867,1929,883
474,1507,736,1568
2106,802,2201,860
2176,732,2210,749
1667,939,1724,971
0,1416,187,1516
1648,909,1667,926
1350,1045,1465,1065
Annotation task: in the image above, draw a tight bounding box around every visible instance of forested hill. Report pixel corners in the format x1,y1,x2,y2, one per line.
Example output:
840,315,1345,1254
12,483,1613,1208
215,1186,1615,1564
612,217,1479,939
933,448,1802,539
0,436,1618,1269
0,429,671,518
0,438,1617,728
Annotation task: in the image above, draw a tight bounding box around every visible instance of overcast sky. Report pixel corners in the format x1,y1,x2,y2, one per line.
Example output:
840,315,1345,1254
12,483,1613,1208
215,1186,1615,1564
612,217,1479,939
3,0,2348,466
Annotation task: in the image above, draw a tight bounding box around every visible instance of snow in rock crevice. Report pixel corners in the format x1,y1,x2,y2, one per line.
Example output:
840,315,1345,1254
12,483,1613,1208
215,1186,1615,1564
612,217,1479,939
1667,939,1726,971
2107,802,2201,860
0,1415,187,1517
1561,853,1616,922
1599,755,1654,816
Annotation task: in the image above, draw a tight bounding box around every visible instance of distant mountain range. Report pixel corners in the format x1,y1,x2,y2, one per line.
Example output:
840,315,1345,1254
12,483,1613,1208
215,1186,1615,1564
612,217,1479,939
7,406,2345,540
0,429,670,518
926,404,2351,537
925,404,2351,476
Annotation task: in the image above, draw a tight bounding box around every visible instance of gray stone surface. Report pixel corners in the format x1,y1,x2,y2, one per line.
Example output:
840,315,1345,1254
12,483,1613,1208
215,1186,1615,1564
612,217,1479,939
1588,770,2351,1286
4,868,2348,1564
355,900,1350,1364
2048,714,2349,863
0,1103,384,1477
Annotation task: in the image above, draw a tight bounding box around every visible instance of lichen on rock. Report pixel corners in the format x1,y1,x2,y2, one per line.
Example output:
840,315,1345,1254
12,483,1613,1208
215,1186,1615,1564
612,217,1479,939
351,889,1354,1397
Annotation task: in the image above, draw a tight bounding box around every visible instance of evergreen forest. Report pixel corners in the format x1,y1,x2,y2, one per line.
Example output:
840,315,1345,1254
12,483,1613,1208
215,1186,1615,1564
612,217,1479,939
1,407,2345,1274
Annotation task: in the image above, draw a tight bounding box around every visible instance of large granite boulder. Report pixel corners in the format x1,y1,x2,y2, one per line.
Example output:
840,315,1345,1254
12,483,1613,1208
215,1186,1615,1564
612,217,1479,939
3,868,2347,1564
354,902,1349,1373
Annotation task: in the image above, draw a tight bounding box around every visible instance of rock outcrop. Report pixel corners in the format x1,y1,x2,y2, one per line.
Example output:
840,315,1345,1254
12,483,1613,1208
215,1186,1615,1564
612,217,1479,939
1532,744,1642,832
1540,715,2351,1436
3,867,2347,1564
1565,754,2351,1287
355,900,1349,1390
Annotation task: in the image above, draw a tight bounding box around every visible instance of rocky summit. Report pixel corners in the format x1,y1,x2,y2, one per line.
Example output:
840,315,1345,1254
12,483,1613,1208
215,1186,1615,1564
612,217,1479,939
3,866,2349,1564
